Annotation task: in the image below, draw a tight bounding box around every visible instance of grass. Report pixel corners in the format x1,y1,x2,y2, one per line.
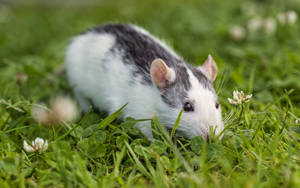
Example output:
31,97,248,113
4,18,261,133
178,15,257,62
0,0,300,187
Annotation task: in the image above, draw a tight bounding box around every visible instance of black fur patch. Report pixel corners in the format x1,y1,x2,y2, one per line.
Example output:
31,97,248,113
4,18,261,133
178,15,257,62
188,65,214,92
91,24,185,80
89,24,214,107
160,65,191,108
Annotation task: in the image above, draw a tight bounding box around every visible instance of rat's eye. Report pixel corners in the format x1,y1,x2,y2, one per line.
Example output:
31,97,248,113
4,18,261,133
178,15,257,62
215,102,219,109
183,102,194,112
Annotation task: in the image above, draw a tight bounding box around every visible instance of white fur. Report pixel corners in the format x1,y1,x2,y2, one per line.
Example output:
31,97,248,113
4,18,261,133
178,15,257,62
65,26,224,139
65,30,167,137
181,69,224,138
168,68,176,82
150,68,224,139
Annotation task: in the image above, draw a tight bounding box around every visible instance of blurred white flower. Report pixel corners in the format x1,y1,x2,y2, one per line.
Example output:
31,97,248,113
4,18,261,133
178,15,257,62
32,96,79,125
229,25,246,41
32,104,51,124
50,96,79,123
262,18,277,35
23,137,48,153
247,17,263,31
296,119,299,124
16,73,28,85
247,17,277,35
228,90,252,105
278,10,298,26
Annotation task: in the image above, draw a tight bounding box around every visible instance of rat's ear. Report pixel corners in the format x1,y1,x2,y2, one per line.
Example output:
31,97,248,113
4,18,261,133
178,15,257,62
150,58,176,89
198,54,218,82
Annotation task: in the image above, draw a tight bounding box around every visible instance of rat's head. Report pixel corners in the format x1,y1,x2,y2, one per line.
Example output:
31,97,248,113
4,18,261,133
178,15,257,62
150,55,224,141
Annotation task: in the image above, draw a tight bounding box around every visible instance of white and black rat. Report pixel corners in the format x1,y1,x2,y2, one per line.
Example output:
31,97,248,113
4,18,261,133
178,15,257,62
65,23,224,141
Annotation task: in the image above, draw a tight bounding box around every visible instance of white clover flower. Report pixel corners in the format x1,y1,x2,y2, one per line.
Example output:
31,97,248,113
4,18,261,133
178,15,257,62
277,13,286,24
229,25,246,41
23,137,48,153
50,96,79,123
32,96,79,125
286,11,297,25
247,17,277,35
228,90,253,105
278,10,298,26
32,104,51,124
262,18,277,35
247,17,263,31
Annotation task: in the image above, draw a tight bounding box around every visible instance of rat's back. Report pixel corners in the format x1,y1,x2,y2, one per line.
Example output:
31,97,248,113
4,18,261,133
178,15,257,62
65,24,179,115
65,23,224,140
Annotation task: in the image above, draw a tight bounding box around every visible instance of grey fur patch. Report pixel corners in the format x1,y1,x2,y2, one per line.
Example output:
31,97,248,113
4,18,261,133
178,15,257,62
90,24,186,81
188,65,215,92
160,65,190,108
88,23,212,107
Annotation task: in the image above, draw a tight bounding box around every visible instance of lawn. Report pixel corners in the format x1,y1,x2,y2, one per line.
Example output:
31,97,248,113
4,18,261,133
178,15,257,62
0,0,300,187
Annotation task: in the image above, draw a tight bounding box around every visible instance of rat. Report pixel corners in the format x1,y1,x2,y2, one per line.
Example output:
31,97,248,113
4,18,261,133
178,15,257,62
65,23,224,141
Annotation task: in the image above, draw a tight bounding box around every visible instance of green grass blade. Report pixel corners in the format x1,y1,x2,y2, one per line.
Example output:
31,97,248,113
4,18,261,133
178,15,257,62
152,117,193,174
98,103,127,129
171,110,183,137
125,141,151,178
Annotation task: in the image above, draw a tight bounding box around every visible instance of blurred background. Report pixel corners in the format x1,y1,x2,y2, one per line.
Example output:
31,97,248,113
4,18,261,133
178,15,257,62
0,0,299,109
